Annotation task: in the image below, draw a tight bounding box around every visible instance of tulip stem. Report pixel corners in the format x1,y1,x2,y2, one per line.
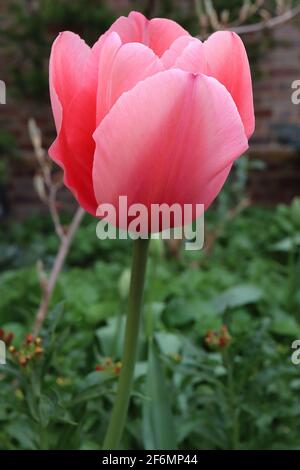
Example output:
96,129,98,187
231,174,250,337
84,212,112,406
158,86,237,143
103,237,150,450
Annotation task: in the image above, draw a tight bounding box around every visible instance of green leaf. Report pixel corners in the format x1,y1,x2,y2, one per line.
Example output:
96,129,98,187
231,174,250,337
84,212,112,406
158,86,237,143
96,316,126,358
38,394,55,428
86,301,118,324
69,371,114,406
271,235,300,252
164,299,201,326
271,311,300,336
6,419,37,449
213,284,263,314
142,341,177,450
155,332,182,356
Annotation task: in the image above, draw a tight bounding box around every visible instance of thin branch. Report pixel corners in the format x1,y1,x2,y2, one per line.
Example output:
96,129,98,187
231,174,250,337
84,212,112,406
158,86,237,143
33,206,85,336
196,1,300,37
230,4,300,34
28,118,65,240
204,0,221,30
48,182,65,240
28,118,86,335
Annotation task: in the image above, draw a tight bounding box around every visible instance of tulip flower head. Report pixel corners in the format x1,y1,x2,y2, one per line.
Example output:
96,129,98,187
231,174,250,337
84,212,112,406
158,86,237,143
49,11,254,233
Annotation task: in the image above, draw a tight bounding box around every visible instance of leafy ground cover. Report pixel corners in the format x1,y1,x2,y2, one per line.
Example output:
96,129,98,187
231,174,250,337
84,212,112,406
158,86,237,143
1,194,300,450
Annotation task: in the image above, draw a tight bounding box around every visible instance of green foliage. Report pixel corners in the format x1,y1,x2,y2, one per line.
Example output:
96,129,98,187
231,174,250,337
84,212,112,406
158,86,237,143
1,194,300,449
1,0,201,100
142,340,177,450
2,0,115,99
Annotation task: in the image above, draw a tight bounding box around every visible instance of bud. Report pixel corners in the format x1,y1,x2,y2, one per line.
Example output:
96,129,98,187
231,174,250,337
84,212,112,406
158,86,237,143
19,356,27,367
114,361,122,375
35,337,42,346
105,357,113,367
34,346,43,355
15,389,24,400
26,333,34,344
204,330,218,347
5,332,14,346
171,353,182,363
205,325,232,350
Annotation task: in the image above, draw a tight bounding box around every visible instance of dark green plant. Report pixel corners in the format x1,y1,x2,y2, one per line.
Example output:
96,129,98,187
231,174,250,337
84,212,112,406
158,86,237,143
1,0,115,100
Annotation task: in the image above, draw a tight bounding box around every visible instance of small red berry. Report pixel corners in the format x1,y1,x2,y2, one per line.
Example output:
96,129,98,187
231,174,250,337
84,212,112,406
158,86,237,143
5,333,14,346
26,333,34,344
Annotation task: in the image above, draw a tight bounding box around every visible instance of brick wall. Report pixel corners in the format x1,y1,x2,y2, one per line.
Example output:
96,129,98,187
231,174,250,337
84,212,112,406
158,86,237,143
249,18,300,203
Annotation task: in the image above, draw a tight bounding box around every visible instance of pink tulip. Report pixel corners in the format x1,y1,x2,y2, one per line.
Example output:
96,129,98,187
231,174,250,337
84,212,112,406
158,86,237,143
49,11,254,230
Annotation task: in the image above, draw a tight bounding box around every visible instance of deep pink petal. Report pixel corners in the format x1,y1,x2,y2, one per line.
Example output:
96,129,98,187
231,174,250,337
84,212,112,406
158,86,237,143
49,32,104,214
49,32,90,132
92,69,248,231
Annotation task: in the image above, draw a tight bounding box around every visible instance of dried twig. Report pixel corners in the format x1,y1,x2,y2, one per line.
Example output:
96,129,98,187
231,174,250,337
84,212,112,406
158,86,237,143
33,206,85,336
29,119,65,240
230,4,300,35
195,0,300,36
28,119,85,336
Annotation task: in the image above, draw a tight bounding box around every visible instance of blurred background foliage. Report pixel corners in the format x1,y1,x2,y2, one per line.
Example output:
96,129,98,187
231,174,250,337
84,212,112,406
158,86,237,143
1,158,300,449
1,0,292,99
1,0,300,451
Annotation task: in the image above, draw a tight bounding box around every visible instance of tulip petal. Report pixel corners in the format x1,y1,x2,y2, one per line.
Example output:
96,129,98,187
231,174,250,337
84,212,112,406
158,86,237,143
147,17,190,57
107,11,189,56
49,32,90,132
93,69,248,231
49,32,103,214
172,32,254,138
203,32,255,138
161,36,196,68
105,11,146,44
96,33,164,124
49,30,165,215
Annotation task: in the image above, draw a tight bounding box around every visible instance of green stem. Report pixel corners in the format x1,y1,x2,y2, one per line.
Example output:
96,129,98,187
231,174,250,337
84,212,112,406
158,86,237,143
103,237,150,450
